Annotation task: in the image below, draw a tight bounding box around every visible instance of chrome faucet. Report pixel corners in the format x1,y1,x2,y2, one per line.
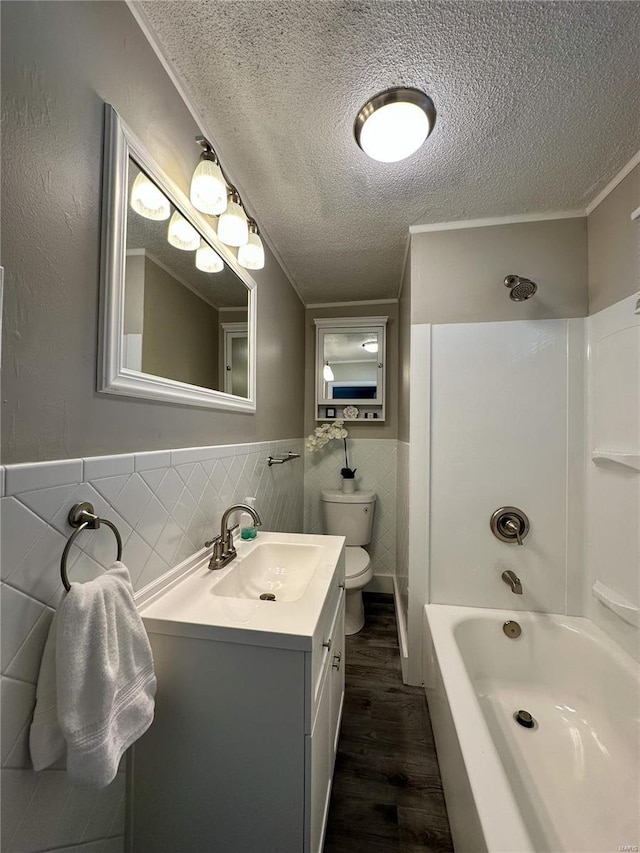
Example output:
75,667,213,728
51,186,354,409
502,569,523,594
205,503,262,570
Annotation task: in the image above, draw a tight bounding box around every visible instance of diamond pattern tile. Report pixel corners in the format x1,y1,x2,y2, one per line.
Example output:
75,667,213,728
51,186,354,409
303,438,397,578
0,436,305,851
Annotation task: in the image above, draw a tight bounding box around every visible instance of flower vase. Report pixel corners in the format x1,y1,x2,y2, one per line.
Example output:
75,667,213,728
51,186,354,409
342,478,356,494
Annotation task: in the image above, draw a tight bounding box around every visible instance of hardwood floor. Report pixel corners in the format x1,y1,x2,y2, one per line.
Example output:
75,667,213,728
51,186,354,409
323,593,454,853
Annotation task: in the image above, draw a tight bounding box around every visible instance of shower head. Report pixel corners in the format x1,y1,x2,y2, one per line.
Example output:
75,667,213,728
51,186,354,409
504,274,537,302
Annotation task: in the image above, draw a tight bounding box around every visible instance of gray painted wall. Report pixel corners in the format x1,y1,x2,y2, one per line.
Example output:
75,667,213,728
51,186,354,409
410,217,588,324
304,303,398,439
142,257,219,389
588,164,639,315
1,1,304,464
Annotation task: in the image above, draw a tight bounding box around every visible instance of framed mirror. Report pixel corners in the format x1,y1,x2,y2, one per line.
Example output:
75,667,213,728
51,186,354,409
314,317,387,422
99,104,256,411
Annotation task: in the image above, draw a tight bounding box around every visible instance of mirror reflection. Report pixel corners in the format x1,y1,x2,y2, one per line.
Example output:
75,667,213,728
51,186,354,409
322,331,381,401
124,158,249,395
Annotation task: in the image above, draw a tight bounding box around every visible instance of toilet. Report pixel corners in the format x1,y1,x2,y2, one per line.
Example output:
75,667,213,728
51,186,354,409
321,489,376,635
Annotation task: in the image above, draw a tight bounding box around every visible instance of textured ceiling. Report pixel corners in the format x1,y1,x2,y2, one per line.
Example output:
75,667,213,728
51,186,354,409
139,1,640,304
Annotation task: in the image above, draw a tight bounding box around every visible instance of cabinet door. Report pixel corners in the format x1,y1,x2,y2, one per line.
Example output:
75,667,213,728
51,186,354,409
308,679,332,853
329,591,345,757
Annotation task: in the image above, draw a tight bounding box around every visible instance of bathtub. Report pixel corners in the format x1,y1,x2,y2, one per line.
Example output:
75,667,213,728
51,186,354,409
423,604,640,853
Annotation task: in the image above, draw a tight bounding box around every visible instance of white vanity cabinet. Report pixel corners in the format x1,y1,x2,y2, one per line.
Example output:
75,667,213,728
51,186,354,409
131,534,345,853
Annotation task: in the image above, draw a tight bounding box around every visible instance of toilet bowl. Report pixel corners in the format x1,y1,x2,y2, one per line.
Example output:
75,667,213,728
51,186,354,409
343,546,374,634
321,489,376,635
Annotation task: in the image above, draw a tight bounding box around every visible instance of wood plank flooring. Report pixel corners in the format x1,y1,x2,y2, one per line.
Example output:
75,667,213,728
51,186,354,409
323,593,454,853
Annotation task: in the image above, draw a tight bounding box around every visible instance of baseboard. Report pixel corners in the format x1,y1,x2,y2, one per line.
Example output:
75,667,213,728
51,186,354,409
392,575,410,683
366,573,394,594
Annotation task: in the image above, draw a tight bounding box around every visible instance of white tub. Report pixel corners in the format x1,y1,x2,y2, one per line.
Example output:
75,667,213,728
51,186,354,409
424,604,640,853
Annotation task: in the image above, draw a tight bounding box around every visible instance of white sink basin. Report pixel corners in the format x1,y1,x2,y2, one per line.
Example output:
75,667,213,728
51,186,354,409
211,542,323,602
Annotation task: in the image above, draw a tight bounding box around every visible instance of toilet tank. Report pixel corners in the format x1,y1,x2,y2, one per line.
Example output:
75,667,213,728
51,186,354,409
321,490,376,546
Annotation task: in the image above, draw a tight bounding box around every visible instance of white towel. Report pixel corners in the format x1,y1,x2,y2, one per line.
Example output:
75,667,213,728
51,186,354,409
30,562,156,788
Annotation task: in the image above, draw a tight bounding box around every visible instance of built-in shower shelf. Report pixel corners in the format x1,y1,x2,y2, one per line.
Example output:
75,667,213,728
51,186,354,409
592,581,640,627
591,450,640,471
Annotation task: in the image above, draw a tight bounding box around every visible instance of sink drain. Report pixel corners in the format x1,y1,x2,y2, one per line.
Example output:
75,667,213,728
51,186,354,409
259,593,276,601
514,709,536,729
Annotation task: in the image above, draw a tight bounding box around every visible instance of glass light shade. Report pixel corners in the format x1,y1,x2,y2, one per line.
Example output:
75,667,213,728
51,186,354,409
195,240,224,273
217,199,249,247
323,363,334,382
359,101,431,162
238,231,265,270
362,340,378,353
167,211,200,251
130,172,170,220
190,157,228,216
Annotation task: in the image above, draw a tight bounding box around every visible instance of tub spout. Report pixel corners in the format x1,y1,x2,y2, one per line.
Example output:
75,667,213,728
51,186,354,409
502,569,523,594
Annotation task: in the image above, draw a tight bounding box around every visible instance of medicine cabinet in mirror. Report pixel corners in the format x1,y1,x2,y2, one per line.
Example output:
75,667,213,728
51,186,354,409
99,104,256,411
315,317,387,422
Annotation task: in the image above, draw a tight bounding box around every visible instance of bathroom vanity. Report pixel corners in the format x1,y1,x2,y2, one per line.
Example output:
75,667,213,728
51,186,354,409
131,532,345,853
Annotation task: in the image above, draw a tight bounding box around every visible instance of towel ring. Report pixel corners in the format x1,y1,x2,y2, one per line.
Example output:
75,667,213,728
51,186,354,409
60,502,123,592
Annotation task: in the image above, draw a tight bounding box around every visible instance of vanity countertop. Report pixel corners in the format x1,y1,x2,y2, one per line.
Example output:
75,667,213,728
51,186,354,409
136,532,345,652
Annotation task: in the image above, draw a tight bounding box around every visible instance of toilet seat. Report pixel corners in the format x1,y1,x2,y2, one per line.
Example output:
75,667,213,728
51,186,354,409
345,546,370,580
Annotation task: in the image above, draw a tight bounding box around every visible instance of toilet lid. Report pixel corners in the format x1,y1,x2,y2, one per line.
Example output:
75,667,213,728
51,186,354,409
345,547,370,579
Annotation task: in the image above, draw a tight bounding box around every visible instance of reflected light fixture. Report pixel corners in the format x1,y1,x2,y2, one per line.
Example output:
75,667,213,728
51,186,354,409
167,211,200,251
130,172,170,220
190,137,228,216
217,190,249,247
323,362,335,382
354,87,436,163
238,219,265,270
195,240,224,273
362,339,378,353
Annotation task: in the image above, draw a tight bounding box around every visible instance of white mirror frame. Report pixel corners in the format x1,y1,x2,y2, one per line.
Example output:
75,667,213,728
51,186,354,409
99,104,257,412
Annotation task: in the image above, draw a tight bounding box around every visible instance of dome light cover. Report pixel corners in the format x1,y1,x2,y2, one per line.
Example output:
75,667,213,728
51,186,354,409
362,339,378,353
354,87,436,163
195,240,224,273
130,172,170,220
167,211,200,251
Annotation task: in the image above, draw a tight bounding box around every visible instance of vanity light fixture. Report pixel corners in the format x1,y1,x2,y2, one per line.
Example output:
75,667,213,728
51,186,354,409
190,137,228,216
354,87,436,163
362,339,378,353
195,240,224,273
130,171,170,220
238,219,265,270
323,362,335,382
167,211,200,251
217,190,249,247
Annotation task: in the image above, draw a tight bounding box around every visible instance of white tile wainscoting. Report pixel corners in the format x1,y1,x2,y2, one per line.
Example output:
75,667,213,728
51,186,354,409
303,438,397,585
0,438,303,853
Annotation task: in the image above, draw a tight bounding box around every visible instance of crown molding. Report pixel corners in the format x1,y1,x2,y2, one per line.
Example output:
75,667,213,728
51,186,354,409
410,210,585,234
585,149,640,215
306,298,398,309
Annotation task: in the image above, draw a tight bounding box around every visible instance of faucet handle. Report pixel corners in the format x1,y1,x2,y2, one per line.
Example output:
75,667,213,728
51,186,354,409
204,534,222,548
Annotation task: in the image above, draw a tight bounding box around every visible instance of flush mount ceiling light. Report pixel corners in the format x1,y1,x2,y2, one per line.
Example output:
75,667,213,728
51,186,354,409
362,339,378,353
167,211,200,251
190,137,228,216
196,240,224,273
130,171,170,220
323,362,335,382
217,190,249,247
238,220,265,270
354,87,436,163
